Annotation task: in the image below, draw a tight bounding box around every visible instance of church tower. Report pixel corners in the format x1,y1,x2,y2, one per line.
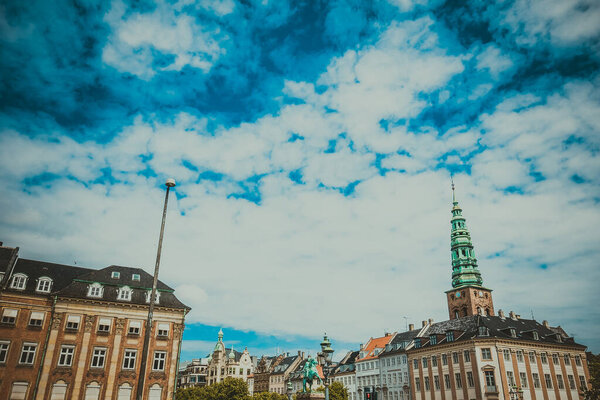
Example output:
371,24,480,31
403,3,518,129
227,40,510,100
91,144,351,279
446,182,494,319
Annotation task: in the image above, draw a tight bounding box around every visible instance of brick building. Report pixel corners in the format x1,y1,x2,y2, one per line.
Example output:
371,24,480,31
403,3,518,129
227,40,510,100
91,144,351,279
0,243,189,399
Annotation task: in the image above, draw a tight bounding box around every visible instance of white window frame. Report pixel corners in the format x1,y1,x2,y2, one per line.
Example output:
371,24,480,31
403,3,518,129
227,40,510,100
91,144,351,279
58,345,75,367
146,290,160,304
111,271,120,279
157,322,169,337
10,273,27,290
29,311,45,327
97,317,111,333
36,277,52,293
87,283,104,298
117,286,132,301
152,351,167,371
90,347,107,368
0,340,10,363
123,349,137,370
128,320,141,335
2,308,18,324
19,342,37,365
66,315,81,330
132,273,140,281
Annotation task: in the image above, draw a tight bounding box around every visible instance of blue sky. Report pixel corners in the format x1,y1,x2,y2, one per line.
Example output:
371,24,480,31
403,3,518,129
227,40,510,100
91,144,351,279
1,0,599,360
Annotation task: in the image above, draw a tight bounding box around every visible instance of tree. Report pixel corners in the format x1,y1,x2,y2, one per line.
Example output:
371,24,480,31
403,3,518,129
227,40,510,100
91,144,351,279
175,378,251,400
328,381,349,400
582,352,600,400
252,392,288,400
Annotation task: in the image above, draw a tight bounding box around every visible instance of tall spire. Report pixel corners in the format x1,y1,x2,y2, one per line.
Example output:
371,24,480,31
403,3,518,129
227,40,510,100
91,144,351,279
450,183,483,288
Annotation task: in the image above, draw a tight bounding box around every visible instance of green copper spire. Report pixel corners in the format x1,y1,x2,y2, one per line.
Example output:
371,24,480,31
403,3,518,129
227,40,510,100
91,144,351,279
450,182,483,288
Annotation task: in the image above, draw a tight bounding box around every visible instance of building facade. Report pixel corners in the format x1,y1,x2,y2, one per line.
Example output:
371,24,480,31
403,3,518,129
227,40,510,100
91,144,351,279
407,188,590,400
0,243,189,400
205,329,255,386
177,358,208,389
356,333,396,399
331,351,359,400
378,328,421,400
269,352,303,395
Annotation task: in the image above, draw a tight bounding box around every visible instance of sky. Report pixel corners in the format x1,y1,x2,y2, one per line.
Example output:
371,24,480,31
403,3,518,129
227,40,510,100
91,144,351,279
1,0,599,361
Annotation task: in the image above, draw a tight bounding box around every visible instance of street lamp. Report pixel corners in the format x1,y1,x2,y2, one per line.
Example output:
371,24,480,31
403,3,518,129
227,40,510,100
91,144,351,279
319,334,334,400
136,178,176,400
287,379,293,400
509,386,524,400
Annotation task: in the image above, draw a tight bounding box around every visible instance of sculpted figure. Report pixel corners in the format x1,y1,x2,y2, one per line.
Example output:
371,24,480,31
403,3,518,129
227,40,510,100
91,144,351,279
302,356,323,393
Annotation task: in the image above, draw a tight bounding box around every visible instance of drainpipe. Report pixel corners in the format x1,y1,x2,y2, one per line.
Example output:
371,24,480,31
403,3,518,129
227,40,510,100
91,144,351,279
32,295,57,399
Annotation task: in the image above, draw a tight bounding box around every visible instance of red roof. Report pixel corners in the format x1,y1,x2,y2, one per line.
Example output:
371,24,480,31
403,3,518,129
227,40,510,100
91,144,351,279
355,334,395,362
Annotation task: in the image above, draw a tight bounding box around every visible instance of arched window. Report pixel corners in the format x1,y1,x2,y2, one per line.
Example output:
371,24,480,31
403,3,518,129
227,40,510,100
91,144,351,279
485,308,491,316
477,307,482,315
36,277,53,293
148,384,162,400
10,382,29,399
84,382,100,400
50,380,68,400
453,310,459,319
10,273,28,290
87,283,104,298
117,383,132,400
117,286,132,301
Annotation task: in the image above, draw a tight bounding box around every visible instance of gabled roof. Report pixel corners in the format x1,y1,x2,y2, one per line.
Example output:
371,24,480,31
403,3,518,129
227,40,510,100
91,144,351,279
381,329,420,356
272,355,300,374
356,334,396,362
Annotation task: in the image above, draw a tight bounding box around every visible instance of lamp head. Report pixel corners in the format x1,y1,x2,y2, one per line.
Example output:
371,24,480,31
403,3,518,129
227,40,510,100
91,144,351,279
166,178,176,187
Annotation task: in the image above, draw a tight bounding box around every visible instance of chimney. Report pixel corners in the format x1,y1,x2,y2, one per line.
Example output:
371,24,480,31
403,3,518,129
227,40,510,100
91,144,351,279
385,332,391,337
543,320,550,328
428,318,433,325
422,320,427,327
409,324,414,331
298,350,302,358
498,309,505,319
509,311,517,320
360,344,364,350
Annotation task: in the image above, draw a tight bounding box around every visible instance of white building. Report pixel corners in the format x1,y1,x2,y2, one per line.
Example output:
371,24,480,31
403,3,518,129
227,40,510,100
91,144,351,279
206,329,255,385
378,327,421,400
356,334,395,399
332,351,359,400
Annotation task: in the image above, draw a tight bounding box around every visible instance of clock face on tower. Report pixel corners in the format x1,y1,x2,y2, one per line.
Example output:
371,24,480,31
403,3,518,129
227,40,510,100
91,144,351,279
456,292,461,298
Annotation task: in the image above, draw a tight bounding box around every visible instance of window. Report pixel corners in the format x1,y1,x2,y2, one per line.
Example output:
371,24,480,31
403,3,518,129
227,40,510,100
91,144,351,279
541,352,548,364
85,382,101,400
117,286,132,301
29,311,45,327
0,341,9,363
414,338,421,348
455,373,462,389
148,384,162,400
434,375,440,390
413,359,418,369
552,354,559,365
2,308,18,324
509,328,516,338
66,315,81,330
430,335,437,345
422,357,428,368
482,348,492,360
446,332,454,342
568,375,576,389
10,274,27,290
10,382,29,400
58,345,75,366
579,376,587,389
146,290,160,304
415,377,420,391
36,277,52,293
153,351,166,371
123,349,137,369
564,355,571,365
128,320,141,335
118,383,132,400
575,355,582,366
442,353,448,365
111,271,120,279
532,373,541,388
424,377,430,390
90,347,106,368
516,350,523,362
19,343,37,364
444,374,451,389
50,380,67,400
157,322,169,337
432,355,437,367
87,283,103,298
467,372,474,387
557,374,565,389
529,351,536,363
452,352,459,364
544,374,553,389
504,349,511,361
532,331,539,340
507,371,516,386
98,318,111,333
464,350,471,362
132,273,140,281
520,372,528,388
485,371,496,392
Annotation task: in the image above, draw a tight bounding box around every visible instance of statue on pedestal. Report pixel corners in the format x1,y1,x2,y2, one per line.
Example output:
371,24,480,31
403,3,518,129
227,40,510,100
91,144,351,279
302,356,323,393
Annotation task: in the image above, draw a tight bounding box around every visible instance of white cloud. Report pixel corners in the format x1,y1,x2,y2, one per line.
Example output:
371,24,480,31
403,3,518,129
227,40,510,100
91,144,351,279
476,45,514,79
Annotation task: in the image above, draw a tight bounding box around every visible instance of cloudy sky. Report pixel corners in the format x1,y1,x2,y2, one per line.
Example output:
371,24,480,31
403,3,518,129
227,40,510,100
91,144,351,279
1,0,599,360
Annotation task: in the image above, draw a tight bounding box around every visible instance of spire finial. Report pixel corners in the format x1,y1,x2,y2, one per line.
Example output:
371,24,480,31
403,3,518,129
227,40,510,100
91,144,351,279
451,176,456,204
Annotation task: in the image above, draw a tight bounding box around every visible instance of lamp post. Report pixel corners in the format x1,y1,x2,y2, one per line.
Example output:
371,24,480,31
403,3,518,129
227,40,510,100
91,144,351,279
287,379,294,400
136,178,176,400
319,334,334,400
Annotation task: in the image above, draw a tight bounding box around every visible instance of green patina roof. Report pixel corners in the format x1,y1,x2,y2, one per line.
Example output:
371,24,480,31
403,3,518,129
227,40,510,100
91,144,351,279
449,183,484,289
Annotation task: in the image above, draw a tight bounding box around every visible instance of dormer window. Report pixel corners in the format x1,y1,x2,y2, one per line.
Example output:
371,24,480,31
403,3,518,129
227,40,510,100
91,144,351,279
532,331,539,340
146,290,160,304
36,277,52,293
111,271,120,279
430,335,437,345
509,328,517,338
87,283,104,298
117,286,132,301
446,332,454,342
10,274,27,290
132,274,140,282
414,339,421,348
478,326,489,336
